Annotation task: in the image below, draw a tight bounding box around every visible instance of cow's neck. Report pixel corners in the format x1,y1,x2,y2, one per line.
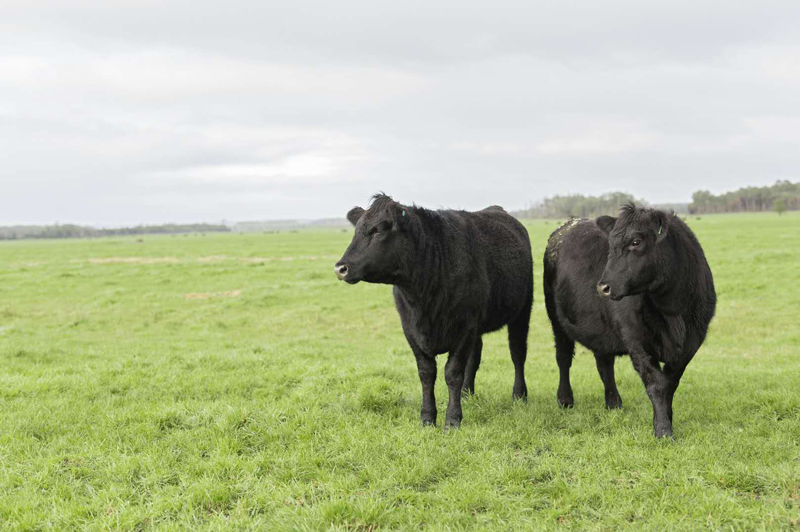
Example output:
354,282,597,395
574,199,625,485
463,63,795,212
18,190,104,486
646,284,685,317
647,235,693,316
395,228,450,311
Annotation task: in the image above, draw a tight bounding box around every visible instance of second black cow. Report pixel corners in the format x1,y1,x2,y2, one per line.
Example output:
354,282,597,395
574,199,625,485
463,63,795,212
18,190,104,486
335,194,533,429
543,204,716,438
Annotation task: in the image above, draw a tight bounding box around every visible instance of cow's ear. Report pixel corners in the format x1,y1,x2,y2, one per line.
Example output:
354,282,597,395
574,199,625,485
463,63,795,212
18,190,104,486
595,215,617,235
396,205,410,230
346,207,365,226
654,212,670,243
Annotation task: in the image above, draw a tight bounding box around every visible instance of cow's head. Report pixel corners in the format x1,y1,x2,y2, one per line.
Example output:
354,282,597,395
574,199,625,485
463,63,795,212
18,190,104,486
334,194,412,285
594,203,672,300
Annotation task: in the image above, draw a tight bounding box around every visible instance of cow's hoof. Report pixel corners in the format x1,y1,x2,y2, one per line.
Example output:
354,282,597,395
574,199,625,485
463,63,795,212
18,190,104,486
444,419,461,432
513,384,527,402
654,425,674,439
444,424,460,434
557,395,574,409
605,396,623,410
557,387,574,409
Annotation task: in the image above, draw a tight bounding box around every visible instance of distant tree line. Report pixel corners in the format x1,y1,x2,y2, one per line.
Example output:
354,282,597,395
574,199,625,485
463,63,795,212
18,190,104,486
513,192,647,219
690,180,800,214
6,181,795,239
0,223,230,241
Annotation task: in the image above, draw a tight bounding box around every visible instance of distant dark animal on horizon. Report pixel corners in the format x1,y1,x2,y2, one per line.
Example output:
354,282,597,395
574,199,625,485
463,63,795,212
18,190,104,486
335,194,533,429
543,204,716,438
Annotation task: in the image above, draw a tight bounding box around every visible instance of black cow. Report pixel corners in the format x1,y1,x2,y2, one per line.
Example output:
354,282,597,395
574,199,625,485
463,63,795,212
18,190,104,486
543,204,716,438
335,194,533,429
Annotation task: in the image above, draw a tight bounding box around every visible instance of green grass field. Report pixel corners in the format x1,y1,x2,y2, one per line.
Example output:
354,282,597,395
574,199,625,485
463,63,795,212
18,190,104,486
1,213,799,530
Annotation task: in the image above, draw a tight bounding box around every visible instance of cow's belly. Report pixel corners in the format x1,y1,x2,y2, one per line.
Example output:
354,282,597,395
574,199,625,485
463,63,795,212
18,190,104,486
557,302,626,355
400,311,471,356
411,330,449,355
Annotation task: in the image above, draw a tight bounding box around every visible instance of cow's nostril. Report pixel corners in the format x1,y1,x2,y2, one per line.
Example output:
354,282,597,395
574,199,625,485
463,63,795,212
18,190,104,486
597,283,611,297
334,264,348,280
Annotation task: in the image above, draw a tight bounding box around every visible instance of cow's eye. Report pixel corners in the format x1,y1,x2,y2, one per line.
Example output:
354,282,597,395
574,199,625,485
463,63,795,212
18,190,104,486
631,239,642,248
369,223,387,237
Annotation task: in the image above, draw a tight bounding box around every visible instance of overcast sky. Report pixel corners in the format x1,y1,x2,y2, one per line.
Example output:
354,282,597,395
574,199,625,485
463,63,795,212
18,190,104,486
2,1,799,225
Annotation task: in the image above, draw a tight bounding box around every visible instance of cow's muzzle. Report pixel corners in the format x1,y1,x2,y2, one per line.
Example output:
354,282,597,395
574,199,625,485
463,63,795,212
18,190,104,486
597,282,611,298
598,282,624,301
334,262,349,281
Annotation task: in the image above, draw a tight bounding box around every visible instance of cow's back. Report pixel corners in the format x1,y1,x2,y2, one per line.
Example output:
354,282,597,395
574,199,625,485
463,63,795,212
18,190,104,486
394,206,533,351
461,207,533,334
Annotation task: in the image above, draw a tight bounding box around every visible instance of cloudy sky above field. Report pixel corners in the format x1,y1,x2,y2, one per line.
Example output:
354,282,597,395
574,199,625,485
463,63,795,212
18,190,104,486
2,0,800,224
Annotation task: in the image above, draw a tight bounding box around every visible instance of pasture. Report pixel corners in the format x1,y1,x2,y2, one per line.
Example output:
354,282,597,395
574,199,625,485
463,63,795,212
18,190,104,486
1,213,798,530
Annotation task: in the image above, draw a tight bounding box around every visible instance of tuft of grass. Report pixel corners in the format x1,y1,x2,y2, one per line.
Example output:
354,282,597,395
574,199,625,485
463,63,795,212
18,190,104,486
0,213,799,529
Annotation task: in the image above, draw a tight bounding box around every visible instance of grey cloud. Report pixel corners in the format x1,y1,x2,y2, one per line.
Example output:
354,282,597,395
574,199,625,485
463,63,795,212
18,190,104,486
1,1,799,224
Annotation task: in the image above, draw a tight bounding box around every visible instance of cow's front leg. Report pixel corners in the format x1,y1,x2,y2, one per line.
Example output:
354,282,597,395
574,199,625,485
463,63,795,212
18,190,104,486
629,349,673,438
413,350,437,426
444,333,476,430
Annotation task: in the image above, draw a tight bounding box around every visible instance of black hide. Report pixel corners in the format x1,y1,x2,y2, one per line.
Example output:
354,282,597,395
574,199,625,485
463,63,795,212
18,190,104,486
543,204,717,438
336,194,534,428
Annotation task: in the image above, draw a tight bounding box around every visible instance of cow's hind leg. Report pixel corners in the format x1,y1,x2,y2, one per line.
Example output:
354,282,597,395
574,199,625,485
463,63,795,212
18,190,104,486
507,302,531,401
462,337,482,397
554,325,575,408
594,352,622,409
444,333,477,429
663,352,694,426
